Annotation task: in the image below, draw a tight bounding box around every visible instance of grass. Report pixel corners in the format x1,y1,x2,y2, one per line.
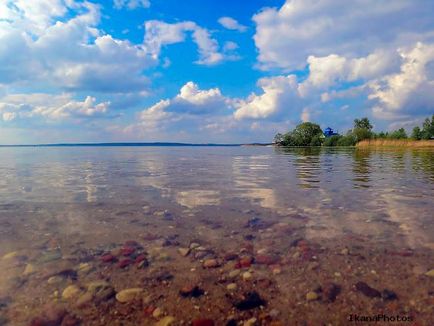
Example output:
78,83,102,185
357,139,434,148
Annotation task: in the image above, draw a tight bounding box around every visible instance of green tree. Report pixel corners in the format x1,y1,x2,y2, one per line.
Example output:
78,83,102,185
291,122,323,146
388,128,407,139
323,135,342,146
421,115,434,139
411,126,422,140
354,117,373,130
337,134,357,146
274,133,284,144
353,117,373,141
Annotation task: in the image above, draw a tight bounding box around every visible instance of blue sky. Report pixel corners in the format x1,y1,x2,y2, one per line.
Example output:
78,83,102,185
1,0,434,144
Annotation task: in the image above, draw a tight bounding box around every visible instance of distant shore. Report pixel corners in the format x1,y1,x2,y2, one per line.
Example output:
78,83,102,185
356,139,434,148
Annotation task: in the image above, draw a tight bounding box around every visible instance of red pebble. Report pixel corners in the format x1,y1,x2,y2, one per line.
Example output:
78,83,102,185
120,246,136,256
135,254,147,264
192,319,215,326
143,306,156,316
100,254,115,263
239,256,253,268
118,258,133,268
255,255,280,265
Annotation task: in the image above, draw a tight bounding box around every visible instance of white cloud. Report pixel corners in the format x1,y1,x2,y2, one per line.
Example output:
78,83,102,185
218,17,247,32
0,93,110,121
114,0,150,9
369,42,434,120
253,0,434,70
0,1,155,93
234,75,301,119
144,20,225,65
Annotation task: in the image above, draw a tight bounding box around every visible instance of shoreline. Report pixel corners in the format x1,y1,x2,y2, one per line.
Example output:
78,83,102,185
356,139,434,148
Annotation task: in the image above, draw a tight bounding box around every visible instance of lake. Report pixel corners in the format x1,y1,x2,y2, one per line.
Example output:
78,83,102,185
0,146,433,325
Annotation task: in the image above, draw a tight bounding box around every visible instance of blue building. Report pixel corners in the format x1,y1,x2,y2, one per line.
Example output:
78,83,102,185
324,127,339,137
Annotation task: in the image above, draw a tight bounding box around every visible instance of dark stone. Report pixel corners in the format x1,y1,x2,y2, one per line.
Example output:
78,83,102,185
323,283,341,302
192,319,214,326
355,282,381,298
155,271,174,282
0,297,11,309
179,286,204,298
234,291,266,311
226,320,237,326
382,289,398,301
117,258,133,269
244,234,255,241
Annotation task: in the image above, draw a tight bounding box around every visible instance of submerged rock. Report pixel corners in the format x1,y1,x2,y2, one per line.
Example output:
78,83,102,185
234,291,266,311
306,291,318,301
115,288,143,303
155,316,176,326
381,289,398,301
179,285,204,298
177,248,190,257
323,283,341,302
192,319,215,326
355,282,381,298
62,285,81,300
425,269,434,277
203,259,220,268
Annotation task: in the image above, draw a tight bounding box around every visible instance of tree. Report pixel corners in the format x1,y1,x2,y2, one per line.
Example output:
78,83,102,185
323,135,342,146
273,133,284,144
388,128,407,139
411,126,422,140
354,117,373,131
291,122,323,146
353,117,373,141
421,115,434,139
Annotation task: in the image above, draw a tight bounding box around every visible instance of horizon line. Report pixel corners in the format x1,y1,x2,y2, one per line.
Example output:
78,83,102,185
0,141,274,147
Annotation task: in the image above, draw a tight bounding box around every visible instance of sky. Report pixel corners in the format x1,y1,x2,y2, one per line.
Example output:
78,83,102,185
1,0,434,144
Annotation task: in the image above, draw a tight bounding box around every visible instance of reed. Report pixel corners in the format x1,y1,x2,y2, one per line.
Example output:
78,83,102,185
356,139,434,148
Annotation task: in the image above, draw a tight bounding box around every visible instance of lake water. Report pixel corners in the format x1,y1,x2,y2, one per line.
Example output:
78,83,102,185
0,146,433,325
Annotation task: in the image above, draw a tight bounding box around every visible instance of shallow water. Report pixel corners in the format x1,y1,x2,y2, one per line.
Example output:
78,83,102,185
0,146,433,325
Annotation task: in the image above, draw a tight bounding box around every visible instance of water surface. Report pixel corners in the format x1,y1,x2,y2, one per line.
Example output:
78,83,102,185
0,147,433,325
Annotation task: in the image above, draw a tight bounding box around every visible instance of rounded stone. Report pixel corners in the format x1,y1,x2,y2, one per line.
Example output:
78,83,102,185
306,291,319,301
115,288,143,303
62,285,81,300
227,283,237,291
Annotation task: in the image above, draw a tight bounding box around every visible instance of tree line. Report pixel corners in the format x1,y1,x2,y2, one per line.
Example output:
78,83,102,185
274,115,434,147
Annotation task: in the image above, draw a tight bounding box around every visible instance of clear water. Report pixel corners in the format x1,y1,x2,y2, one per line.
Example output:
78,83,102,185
0,146,433,325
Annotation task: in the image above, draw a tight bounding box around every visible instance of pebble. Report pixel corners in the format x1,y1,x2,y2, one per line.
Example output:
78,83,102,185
227,283,237,291
341,248,349,255
177,248,190,257
30,304,66,326
306,291,319,301
115,288,143,303
323,283,341,302
23,263,36,276
308,261,319,271
355,282,381,298
190,243,201,250
269,309,280,317
155,316,176,326
179,285,204,298
48,276,64,285
239,256,253,268
234,291,266,311
255,255,279,265
62,285,81,300
87,281,115,302
153,307,162,318
77,263,93,274
425,269,434,277
242,272,252,281
229,270,241,278
2,251,19,260
100,254,116,263
203,259,220,268
75,292,93,307
192,319,215,326
118,258,134,269
244,318,257,326
382,289,398,301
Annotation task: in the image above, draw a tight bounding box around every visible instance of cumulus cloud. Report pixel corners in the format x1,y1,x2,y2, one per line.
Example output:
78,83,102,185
369,42,434,120
253,0,434,70
114,0,150,9
144,20,225,65
0,1,156,93
0,93,110,121
234,75,302,119
218,17,247,32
